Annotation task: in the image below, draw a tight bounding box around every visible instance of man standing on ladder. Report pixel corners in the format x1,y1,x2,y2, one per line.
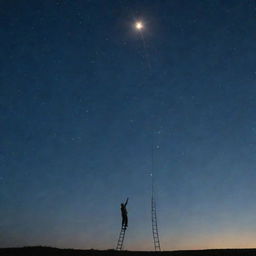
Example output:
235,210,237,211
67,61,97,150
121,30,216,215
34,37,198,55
120,198,129,229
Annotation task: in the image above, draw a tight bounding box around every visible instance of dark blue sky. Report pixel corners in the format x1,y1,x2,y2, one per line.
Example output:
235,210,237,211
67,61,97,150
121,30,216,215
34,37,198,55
1,0,256,251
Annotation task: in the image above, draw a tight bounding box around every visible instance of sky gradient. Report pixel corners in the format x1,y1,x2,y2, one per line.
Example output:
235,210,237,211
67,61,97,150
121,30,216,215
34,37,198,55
1,0,256,251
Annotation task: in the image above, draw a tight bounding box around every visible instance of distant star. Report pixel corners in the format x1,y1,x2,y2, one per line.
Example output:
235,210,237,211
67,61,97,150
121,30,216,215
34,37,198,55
135,21,143,30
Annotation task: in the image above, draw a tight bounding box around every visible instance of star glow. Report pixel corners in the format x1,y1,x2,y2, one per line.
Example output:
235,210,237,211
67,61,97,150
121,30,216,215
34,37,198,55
135,21,143,30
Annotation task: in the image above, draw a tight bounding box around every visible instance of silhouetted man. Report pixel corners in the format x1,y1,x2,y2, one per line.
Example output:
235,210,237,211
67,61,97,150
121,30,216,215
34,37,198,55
121,198,129,229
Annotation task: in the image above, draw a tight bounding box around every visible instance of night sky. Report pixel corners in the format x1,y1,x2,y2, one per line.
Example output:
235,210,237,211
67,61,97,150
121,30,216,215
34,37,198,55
1,0,256,251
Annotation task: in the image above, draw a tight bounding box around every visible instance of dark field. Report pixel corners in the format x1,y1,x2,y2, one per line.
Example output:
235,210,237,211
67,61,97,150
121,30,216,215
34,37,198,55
1,247,256,256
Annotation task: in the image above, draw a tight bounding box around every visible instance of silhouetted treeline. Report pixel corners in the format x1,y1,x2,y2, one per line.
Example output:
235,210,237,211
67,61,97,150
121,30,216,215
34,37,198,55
1,246,256,256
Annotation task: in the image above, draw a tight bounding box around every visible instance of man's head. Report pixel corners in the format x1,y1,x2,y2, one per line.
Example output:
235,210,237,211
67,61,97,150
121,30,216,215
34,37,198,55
121,203,124,207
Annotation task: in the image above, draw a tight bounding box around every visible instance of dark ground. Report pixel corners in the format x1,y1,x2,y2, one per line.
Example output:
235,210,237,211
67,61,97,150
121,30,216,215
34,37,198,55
1,247,256,256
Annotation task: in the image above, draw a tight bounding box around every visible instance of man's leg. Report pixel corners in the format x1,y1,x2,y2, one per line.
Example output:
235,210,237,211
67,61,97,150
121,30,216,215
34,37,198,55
125,215,128,228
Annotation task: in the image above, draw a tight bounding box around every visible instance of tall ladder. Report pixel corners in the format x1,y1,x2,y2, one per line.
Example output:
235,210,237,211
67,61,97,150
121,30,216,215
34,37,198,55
116,225,127,250
151,194,161,251
151,145,161,251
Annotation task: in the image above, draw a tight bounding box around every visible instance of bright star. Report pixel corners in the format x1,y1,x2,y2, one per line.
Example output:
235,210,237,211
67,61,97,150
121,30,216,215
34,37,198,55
135,21,143,30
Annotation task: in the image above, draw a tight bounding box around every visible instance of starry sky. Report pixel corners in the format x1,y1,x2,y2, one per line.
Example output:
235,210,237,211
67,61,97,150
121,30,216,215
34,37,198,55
1,0,256,251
